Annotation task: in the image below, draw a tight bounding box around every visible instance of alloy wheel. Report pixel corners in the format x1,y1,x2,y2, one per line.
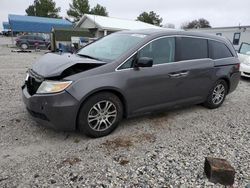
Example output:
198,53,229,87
212,84,225,105
87,100,117,131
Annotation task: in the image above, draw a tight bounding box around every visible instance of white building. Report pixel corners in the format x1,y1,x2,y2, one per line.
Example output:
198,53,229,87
187,26,250,51
75,14,162,38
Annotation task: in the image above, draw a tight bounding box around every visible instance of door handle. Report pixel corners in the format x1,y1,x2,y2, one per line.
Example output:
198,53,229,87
179,71,189,77
168,73,181,78
169,71,189,78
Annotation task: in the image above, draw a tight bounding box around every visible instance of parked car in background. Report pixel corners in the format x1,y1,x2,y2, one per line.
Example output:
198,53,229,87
238,42,250,78
2,30,10,36
22,29,240,138
15,35,50,50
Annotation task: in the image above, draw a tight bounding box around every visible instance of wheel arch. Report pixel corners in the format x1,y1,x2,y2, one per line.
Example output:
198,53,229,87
218,77,230,93
75,87,128,129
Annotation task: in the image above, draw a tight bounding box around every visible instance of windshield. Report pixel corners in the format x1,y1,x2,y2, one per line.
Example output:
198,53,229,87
77,33,147,62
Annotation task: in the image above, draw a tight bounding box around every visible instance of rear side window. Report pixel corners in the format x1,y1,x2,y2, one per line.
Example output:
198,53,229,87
209,40,233,59
177,37,208,61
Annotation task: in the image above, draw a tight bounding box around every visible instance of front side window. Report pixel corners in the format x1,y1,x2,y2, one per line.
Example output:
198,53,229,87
233,33,241,45
77,33,147,62
20,35,28,39
209,40,233,59
177,37,208,61
27,36,35,40
138,37,175,65
118,37,175,69
239,43,250,55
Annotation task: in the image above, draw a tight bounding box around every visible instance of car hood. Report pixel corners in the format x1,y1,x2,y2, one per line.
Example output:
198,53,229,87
32,53,106,78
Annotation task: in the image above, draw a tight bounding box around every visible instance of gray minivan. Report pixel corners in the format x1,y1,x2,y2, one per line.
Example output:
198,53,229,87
22,29,240,137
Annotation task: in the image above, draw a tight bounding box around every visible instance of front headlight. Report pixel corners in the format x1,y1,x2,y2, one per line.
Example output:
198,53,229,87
36,80,72,94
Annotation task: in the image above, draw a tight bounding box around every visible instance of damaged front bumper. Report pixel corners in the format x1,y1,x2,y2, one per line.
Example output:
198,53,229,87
22,85,79,131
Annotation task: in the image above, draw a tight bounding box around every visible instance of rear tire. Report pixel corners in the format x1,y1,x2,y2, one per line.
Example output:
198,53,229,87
203,80,228,109
77,92,123,138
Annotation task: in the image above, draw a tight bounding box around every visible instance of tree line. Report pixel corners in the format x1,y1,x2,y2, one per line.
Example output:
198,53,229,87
25,0,211,29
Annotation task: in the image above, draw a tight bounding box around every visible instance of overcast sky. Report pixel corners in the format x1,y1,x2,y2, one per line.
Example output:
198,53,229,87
1,0,250,30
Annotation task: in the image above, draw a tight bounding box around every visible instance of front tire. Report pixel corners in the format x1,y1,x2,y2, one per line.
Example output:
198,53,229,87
203,80,228,109
77,92,123,138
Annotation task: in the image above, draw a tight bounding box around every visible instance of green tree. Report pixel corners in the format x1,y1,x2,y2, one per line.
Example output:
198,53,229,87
181,18,211,29
137,11,163,26
25,0,61,18
90,4,108,16
67,0,90,22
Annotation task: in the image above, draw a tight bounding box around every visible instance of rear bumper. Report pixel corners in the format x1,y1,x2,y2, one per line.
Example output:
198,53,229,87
22,86,79,131
240,63,250,78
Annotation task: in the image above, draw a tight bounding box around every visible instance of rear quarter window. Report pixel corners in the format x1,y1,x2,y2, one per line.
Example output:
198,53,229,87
177,37,208,61
209,40,233,59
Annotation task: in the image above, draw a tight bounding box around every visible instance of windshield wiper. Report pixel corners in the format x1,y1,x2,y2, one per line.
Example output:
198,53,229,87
77,54,101,61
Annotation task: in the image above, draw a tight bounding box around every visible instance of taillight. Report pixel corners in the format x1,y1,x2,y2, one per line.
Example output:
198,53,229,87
234,63,240,71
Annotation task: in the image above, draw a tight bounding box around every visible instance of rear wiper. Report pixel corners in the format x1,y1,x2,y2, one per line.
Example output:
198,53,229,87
77,54,101,61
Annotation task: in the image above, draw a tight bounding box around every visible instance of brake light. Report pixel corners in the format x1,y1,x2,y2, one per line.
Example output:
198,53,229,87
234,63,240,70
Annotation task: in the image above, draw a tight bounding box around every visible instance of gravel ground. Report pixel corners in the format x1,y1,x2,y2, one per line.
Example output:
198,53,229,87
0,37,249,187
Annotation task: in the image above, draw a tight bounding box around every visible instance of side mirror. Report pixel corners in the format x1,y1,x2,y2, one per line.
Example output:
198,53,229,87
134,57,153,68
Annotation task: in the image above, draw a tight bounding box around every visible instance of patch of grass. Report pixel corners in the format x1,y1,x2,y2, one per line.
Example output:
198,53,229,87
137,133,156,143
102,137,133,151
73,138,80,143
119,159,129,166
101,133,156,152
63,157,81,165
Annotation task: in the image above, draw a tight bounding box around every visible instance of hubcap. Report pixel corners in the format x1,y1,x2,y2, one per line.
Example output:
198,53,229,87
212,84,225,105
87,100,117,131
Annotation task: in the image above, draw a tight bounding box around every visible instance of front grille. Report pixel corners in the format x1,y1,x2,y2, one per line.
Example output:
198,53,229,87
243,72,250,76
26,69,44,95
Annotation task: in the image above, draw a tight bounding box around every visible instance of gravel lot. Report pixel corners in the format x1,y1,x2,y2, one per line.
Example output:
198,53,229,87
0,36,249,187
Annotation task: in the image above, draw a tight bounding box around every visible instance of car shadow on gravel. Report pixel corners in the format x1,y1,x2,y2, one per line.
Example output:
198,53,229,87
117,104,205,130
240,76,250,82
98,104,206,150
28,104,204,141
19,111,91,143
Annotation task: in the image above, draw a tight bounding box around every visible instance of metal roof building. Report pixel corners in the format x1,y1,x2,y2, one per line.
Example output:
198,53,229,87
2,22,11,30
8,14,72,33
187,25,250,51
75,14,161,38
